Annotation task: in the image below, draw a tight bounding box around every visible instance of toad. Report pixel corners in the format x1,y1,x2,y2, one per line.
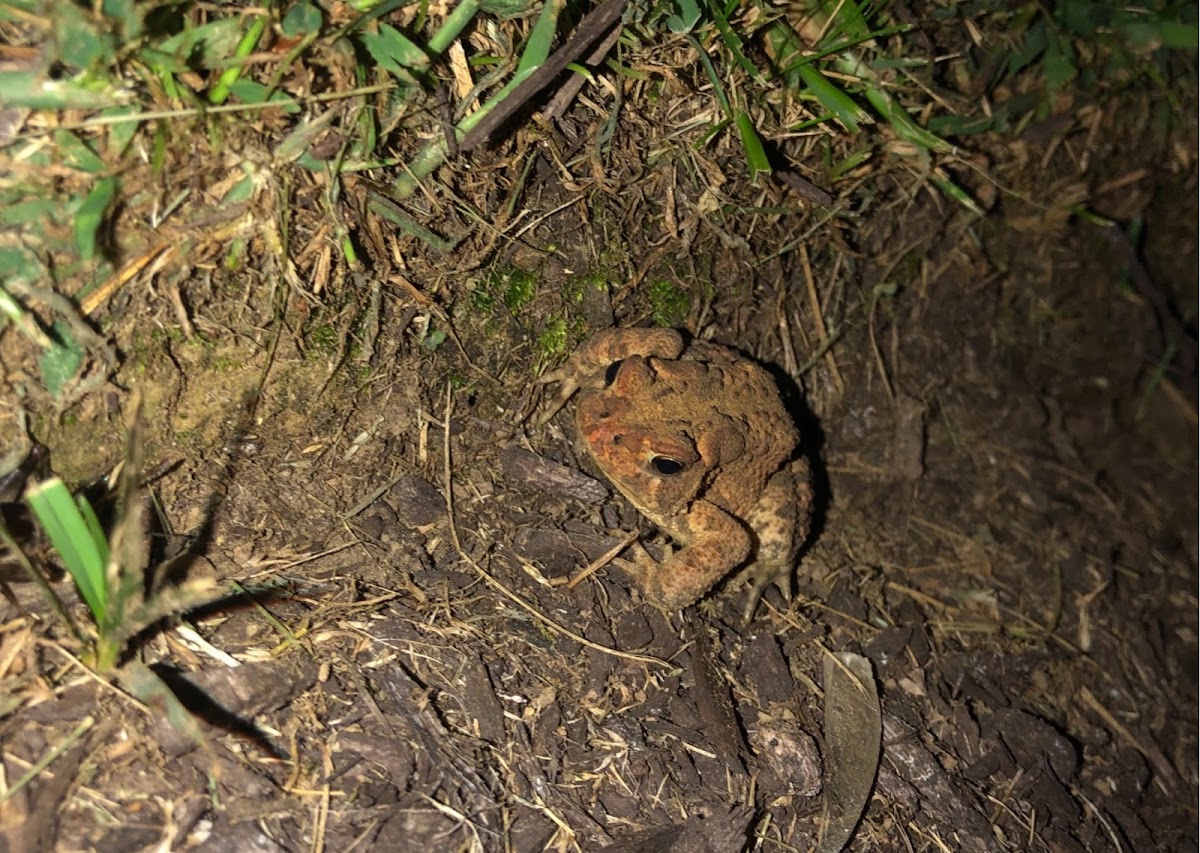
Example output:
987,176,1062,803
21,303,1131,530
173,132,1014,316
542,328,812,620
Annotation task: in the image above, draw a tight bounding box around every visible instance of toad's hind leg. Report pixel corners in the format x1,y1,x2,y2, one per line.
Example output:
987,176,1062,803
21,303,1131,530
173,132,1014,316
741,458,813,623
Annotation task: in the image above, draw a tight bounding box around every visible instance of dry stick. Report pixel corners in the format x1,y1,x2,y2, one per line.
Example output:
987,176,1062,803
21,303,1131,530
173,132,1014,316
565,529,639,589
0,715,95,803
439,387,671,669
540,17,624,122
80,243,174,315
1077,686,1180,792
866,286,894,403
799,244,845,395
458,0,627,151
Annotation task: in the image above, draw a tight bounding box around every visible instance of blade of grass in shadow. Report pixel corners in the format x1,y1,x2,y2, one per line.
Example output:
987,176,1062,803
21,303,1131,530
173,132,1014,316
734,110,771,180
785,0,981,209
367,192,456,251
830,51,951,154
118,662,216,765
797,64,869,132
0,522,82,642
687,33,772,179
74,177,118,262
701,0,762,82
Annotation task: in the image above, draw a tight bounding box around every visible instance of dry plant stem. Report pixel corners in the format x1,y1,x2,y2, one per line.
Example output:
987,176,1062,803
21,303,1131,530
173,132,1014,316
777,311,797,375
799,244,845,395
1077,686,1181,791
540,20,624,122
80,243,174,315
1158,377,1198,426
44,640,149,710
33,84,397,135
565,529,639,589
459,0,628,151
866,289,894,403
311,739,332,853
0,715,94,803
439,386,671,669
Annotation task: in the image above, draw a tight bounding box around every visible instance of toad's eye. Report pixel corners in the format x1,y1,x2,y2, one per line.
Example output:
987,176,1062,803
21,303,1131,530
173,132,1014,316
651,456,686,475
604,360,623,386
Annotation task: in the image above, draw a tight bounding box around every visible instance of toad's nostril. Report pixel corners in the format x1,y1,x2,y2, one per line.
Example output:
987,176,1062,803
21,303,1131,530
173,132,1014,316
604,361,623,386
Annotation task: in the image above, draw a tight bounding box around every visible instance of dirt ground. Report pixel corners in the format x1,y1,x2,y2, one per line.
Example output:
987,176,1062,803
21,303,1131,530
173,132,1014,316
0,15,1197,853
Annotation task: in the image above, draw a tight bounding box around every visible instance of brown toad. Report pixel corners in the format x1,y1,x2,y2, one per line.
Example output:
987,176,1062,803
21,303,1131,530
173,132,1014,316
542,328,812,620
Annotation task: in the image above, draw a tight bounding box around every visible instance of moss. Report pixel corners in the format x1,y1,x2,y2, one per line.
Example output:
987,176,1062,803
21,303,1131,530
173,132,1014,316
564,270,608,304
469,283,497,313
647,279,690,327
468,264,540,316
307,323,337,353
537,317,569,359
501,267,538,313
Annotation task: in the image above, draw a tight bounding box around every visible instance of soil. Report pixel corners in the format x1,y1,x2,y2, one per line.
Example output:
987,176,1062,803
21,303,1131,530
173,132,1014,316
0,17,1196,853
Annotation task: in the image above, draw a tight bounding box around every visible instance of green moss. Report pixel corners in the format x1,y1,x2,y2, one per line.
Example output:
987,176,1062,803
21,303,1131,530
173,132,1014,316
502,267,538,312
564,270,608,304
308,324,337,353
647,279,690,327
537,317,568,359
209,356,241,372
468,264,540,317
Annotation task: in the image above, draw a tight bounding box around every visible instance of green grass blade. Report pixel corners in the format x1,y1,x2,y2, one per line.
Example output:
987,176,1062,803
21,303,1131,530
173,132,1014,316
392,0,560,197
53,130,106,173
74,177,118,261
428,0,482,54
209,14,269,105
76,495,108,564
930,177,984,216
38,322,85,398
516,0,561,75
830,52,951,153
702,0,761,81
734,110,771,180
688,33,732,116
667,0,702,33
360,23,431,78
797,64,868,132
25,478,110,623
282,1,323,37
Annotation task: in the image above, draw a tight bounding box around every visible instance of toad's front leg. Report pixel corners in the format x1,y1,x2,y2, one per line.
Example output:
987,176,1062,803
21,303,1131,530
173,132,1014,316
617,500,751,612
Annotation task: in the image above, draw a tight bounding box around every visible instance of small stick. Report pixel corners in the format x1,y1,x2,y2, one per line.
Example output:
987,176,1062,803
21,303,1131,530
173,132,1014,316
459,0,627,151
1077,686,1180,791
440,387,671,669
566,530,639,589
799,244,845,395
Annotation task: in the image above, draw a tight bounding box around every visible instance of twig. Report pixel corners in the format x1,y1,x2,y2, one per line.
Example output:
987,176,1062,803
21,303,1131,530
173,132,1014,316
566,530,639,589
439,386,671,669
459,0,627,151
0,715,95,803
799,244,845,395
1077,686,1180,792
